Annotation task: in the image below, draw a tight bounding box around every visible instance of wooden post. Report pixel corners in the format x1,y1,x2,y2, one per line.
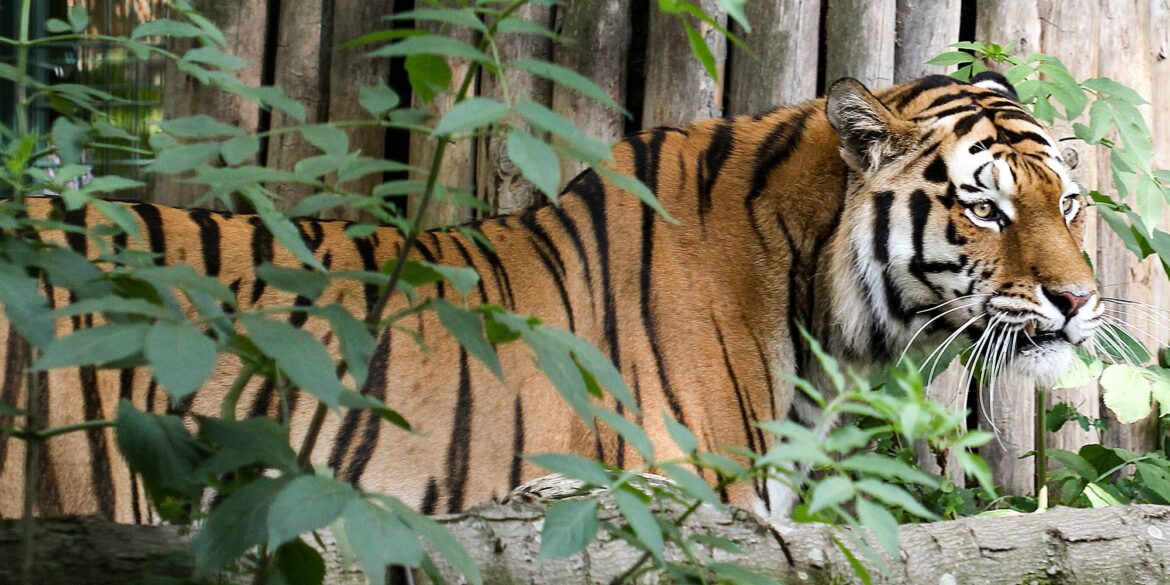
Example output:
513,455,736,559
476,4,553,215
550,0,631,186
641,1,726,128
1097,0,1160,454
823,0,896,89
408,6,479,228
973,1,1042,496
153,0,268,208
725,0,822,115
324,0,394,220
893,0,961,83
265,0,328,211
1036,0,1103,456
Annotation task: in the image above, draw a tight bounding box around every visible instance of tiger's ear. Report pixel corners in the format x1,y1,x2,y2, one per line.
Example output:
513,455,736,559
825,78,915,174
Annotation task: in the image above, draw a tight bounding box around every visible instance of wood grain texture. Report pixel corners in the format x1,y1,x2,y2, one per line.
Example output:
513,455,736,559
824,0,896,88
893,0,960,82
550,0,631,185
476,3,553,215
725,0,822,115
641,1,726,128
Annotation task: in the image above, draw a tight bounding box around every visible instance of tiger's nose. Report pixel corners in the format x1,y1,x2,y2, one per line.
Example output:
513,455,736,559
1042,287,1092,318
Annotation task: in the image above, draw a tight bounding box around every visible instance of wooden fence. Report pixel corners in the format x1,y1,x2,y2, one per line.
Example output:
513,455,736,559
153,0,1169,496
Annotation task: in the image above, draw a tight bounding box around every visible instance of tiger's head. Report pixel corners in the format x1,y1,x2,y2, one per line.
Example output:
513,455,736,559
824,72,1101,384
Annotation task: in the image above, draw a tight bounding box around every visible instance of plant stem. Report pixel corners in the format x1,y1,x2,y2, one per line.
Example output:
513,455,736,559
29,418,114,440
1034,383,1047,497
221,363,257,421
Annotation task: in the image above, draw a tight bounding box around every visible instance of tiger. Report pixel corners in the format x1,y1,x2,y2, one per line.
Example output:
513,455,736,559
0,71,1100,523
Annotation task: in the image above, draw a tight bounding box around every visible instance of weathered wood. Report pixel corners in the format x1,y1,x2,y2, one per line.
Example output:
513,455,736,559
550,0,631,185
642,1,726,128
1096,0,1160,455
974,0,1041,59
324,0,394,220
824,0,896,88
265,0,327,211
408,6,479,228
153,0,268,208
1037,0,1103,455
476,4,553,215
893,0,960,82
725,0,822,115
6,500,1170,585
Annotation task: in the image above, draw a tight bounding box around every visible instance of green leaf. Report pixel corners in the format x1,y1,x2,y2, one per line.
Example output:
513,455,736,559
512,100,612,162
341,497,424,584
595,166,676,224
369,35,490,63
241,314,343,407
191,476,291,574
68,3,89,32
926,51,976,67
426,262,479,296
510,60,627,115
160,114,244,138
432,97,509,137
592,406,654,461
506,129,561,199
319,305,376,389
710,563,779,585
0,266,54,346
184,46,248,71
45,19,71,33
385,497,482,585
255,263,330,301
132,19,204,39
663,413,697,454
540,499,599,559
808,476,854,515
682,20,718,81
268,475,357,546
389,8,487,32
35,323,149,370
855,497,900,557
145,321,216,400
301,125,349,156
238,188,326,271
270,538,326,585
51,117,88,166
838,454,939,488
405,54,453,103
614,488,663,560
252,85,307,122
855,479,939,520
359,81,401,115
197,417,299,475
81,176,145,194
657,462,720,505
1084,482,1124,508
1048,449,1097,481
1136,462,1170,504
433,299,504,379
1100,364,1154,423
957,450,995,498
147,142,221,174
527,453,610,486
538,327,637,414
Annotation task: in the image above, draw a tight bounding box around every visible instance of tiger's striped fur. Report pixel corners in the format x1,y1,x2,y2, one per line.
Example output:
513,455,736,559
0,72,1100,522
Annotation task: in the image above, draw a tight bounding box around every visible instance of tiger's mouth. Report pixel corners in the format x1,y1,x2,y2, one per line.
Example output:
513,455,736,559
1016,321,1071,353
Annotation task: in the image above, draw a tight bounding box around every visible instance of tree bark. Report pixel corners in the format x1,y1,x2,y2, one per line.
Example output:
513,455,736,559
641,1,726,128
476,3,553,215
725,0,821,115
6,501,1170,585
893,0,960,83
824,0,896,89
153,0,268,208
550,0,630,185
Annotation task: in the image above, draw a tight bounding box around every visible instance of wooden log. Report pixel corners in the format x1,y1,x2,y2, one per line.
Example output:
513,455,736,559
476,4,553,215
641,0,726,128
323,0,395,220
893,0,960,83
408,5,479,228
265,0,327,211
725,0,822,115
823,0,896,89
153,0,268,208
1095,0,1160,455
972,0,1043,496
1036,0,1103,456
550,0,631,185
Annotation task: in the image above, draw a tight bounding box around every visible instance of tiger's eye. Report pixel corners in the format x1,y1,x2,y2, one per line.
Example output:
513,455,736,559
1060,195,1075,215
971,201,995,219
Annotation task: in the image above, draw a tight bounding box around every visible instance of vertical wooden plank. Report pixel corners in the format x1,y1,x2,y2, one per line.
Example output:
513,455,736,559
551,0,631,185
725,0,821,115
823,0,896,88
324,0,394,220
893,0,961,82
154,0,267,208
476,4,553,215
408,11,479,228
265,0,327,210
974,1,1042,496
1097,0,1160,453
642,2,726,128
1037,0,1102,456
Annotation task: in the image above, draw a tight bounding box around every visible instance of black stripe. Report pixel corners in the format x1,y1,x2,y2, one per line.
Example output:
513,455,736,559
923,155,948,184
421,478,440,515
35,369,62,515
247,217,274,304
448,232,489,303
572,172,620,368
873,191,894,264
519,211,576,332
510,395,524,489
80,365,115,518
777,215,806,375
132,204,166,266
745,110,812,243
952,111,988,138
62,203,88,255
343,329,392,485
893,75,959,109
748,323,778,421
188,209,222,276
246,379,275,418
698,119,735,226
478,245,515,310
549,204,594,294
414,236,445,299
353,236,380,315
445,350,473,512
713,320,760,456
0,327,28,478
